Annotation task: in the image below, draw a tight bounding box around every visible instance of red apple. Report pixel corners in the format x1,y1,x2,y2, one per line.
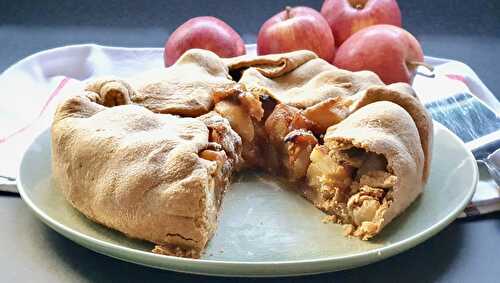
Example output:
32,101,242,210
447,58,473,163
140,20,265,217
257,6,336,62
164,16,245,66
333,24,424,84
321,0,402,47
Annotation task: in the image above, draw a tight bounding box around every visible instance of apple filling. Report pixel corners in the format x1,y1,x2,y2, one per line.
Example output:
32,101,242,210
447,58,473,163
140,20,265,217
213,86,266,168
212,86,399,240
198,111,243,209
305,143,397,239
199,148,229,209
264,104,319,180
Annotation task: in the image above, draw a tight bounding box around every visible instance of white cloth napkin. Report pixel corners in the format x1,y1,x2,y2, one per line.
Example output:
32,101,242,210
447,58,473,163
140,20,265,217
0,44,498,217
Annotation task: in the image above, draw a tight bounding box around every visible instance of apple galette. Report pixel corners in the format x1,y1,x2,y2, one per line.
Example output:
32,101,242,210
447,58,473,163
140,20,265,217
52,49,432,258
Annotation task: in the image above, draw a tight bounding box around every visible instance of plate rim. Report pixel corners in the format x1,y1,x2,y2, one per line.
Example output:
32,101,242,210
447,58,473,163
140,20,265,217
17,122,478,276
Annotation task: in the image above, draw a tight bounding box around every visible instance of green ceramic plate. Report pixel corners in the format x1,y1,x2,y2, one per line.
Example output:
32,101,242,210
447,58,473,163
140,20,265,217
17,123,477,277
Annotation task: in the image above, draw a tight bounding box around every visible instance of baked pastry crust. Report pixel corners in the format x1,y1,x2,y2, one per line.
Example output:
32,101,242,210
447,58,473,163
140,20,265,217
305,101,425,239
52,49,433,258
107,49,236,117
52,84,241,258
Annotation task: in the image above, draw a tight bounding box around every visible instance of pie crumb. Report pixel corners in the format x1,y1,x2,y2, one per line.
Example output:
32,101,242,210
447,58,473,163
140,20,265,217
321,215,337,223
343,224,355,236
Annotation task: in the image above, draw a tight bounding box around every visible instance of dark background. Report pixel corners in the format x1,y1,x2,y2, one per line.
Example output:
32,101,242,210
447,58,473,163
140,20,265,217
0,1,499,282
0,0,499,97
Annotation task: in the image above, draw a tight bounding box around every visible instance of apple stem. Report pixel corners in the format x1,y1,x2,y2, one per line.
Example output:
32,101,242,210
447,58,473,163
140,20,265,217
407,60,435,73
285,6,292,20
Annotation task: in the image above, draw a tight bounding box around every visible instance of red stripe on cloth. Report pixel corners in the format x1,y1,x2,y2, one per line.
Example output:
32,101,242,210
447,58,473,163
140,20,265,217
0,77,71,144
39,77,71,118
446,74,467,84
446,74,478,97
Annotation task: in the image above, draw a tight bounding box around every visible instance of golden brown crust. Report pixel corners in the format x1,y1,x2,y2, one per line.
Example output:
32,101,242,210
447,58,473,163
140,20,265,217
350,83,433,183
52,49,434,257
128,49,236,117
224,50,318,78
52,86,234,255
324,101,425,238
238,57,384,109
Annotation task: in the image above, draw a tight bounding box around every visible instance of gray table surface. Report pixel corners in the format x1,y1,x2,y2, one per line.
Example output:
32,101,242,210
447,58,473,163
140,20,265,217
1,0,499,282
